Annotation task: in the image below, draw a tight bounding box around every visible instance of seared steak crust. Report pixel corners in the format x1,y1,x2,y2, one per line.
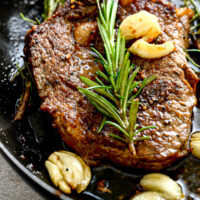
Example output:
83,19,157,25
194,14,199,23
25,0,198,170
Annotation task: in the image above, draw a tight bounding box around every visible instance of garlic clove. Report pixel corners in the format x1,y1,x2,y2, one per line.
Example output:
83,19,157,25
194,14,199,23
140,173,183,200
128,39,175,59
130,191,166,200
120,10,161,41
190,132,200,159
45,150,91,194
120,10,175,58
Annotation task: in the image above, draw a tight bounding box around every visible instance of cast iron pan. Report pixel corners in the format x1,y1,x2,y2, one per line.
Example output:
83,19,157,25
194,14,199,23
1,0,200,199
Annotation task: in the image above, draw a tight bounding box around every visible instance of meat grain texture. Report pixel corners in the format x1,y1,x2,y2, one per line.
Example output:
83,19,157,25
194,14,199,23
25,0,199,170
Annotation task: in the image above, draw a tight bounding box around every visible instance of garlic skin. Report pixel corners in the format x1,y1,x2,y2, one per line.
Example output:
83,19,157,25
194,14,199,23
45,150,91,194
140,173,183,200
120,10,175,58
129,39,175,59
190,131,200,159
130,191,166,200
120,10,161,41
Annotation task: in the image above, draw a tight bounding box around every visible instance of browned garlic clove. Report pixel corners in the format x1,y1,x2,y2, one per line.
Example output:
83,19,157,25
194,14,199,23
120,10,174,59
45,150,91,194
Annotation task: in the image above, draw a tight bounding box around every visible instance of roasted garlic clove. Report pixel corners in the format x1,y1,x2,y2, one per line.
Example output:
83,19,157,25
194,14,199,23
130,191,166,200
120,10,161,41
45,150,91,194
140,173,183,200
129,39,175,59
120,10,175,58
190,132,200,159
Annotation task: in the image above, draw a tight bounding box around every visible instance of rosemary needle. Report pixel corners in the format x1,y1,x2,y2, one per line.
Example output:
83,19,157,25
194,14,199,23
20,13,38,25
185,51,200,68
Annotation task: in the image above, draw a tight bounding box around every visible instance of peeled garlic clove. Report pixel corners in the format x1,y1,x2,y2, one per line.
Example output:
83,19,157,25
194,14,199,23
45,150,91,194
129,39,174,59
130,191,166,200
190,132,200,159
120,10,175,58
140,173,183,200
120,10,161,41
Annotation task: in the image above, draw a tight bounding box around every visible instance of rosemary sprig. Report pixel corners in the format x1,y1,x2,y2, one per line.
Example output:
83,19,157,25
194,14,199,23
78,0,157,155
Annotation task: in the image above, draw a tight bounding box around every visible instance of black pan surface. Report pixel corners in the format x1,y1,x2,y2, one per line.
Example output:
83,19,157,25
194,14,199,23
0,0,200,199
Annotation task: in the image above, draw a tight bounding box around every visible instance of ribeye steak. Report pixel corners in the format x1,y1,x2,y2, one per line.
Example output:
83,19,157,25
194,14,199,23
24,0,199,170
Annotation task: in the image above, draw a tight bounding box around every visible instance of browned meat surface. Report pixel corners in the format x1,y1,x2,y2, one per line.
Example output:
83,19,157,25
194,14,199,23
24,0,199,170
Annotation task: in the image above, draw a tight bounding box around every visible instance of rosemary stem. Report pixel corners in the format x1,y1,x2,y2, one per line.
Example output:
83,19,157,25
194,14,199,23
129,142,136,156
